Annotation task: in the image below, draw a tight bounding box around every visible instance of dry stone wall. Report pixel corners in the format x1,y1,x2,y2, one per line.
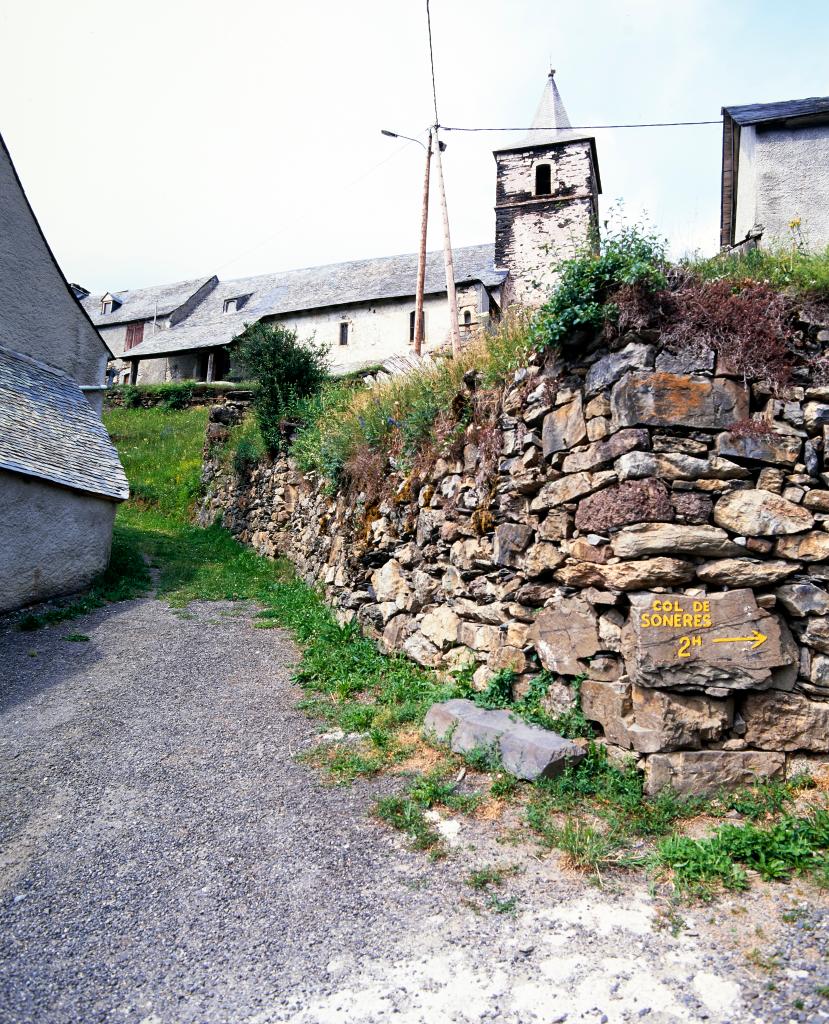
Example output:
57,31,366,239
199,327,829,795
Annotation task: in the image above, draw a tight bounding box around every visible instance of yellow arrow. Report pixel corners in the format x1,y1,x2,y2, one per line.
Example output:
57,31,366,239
712,630,768,650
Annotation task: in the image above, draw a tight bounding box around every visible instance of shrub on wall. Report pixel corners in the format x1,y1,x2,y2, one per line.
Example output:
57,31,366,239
232,323,329,453
531,220,668,350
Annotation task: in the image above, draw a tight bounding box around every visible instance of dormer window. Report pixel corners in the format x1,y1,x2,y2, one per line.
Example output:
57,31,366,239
223,295,250,314
535,164,552,196
100,291,120,316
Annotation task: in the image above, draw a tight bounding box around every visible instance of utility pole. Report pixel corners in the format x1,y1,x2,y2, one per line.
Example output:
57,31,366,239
432,127,461,357
413,131,432,357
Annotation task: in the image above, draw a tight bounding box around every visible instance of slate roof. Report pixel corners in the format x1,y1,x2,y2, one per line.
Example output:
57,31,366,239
81,275,216,326
495,71,587,151
124,243,504,360
724,96,829,127
0,344,129,501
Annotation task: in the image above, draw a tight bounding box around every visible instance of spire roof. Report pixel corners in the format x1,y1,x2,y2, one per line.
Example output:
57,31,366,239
496,70,587,152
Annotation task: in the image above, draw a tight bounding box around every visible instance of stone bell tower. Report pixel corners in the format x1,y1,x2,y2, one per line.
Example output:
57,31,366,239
493,71,602,308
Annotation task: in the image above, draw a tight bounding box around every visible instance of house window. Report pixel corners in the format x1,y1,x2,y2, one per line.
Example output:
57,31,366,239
101,299,113,315
125,322,144,351
339,322,349,346
223,298,239,314
535,164,552,196
464,310,472,325
409,310,416,342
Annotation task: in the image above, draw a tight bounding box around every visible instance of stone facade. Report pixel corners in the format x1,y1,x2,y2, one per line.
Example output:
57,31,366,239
199,321,829,796
494,139,599,308
0,134,110,410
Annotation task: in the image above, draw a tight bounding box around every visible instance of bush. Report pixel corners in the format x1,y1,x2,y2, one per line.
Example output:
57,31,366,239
232,322,329,452
531,219,667,350
230,419,267,478
122,384,142,408
158,381,194,410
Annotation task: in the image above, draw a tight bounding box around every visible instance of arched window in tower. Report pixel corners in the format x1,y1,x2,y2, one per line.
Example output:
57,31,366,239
535,164,552,197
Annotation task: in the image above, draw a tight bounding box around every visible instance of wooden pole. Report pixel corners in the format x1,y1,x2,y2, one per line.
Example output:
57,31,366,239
413,132,432,357
432,130,461,357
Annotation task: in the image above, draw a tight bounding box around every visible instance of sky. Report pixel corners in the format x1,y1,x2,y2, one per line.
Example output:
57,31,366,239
1,0,827,294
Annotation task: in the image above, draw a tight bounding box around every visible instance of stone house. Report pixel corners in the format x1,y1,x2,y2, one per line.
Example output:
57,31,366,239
720,95,829,251
0,134,128,612
81,73,600,385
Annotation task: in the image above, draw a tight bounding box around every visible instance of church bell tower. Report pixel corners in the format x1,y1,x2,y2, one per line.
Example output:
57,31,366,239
493,71,602,308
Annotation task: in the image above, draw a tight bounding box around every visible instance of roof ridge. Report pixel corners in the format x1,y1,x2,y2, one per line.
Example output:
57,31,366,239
220,242,494,284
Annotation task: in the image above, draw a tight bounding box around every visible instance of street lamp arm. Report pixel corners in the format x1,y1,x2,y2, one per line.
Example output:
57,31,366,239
380,129,444,152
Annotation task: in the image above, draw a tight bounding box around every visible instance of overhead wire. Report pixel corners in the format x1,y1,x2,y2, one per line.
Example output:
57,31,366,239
212,132,428,276
440,119,722,131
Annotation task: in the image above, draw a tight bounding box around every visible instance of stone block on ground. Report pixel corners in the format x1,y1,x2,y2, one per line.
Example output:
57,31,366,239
422,699,584,781
498,721,585,781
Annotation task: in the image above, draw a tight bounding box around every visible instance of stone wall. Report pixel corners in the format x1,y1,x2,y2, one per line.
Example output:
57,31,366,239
104,384,254,410
199,327,829,795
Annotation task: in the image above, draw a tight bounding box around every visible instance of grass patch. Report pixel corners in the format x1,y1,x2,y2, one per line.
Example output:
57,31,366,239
62,633,90,643
373,766,482,854
106,406,208,520
374,795,443,853
289,315,533,487
687,242,829,298
526,744,827,894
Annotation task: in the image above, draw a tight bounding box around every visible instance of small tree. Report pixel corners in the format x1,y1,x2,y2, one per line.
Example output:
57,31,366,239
232,322,329,452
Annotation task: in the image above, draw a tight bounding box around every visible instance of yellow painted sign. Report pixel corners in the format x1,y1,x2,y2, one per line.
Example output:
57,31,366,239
639,597,768,659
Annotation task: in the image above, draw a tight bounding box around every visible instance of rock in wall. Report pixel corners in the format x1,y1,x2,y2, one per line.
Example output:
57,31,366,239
199,326,829,795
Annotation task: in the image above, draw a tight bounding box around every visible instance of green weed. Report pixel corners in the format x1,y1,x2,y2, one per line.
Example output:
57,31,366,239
655,810,829,895
374,795,443,853
532,216,667,350
545,818,620,879
466,865,519,890
62,633,90,643
487,894,519,914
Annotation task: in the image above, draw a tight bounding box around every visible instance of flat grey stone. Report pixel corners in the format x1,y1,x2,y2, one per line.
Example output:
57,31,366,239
499,722,585,780
423,699,585,780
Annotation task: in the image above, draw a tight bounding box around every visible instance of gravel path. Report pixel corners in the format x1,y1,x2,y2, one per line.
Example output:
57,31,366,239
0,596,825,1024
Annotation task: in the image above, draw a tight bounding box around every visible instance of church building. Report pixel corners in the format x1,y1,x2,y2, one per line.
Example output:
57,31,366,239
80,73,601,385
